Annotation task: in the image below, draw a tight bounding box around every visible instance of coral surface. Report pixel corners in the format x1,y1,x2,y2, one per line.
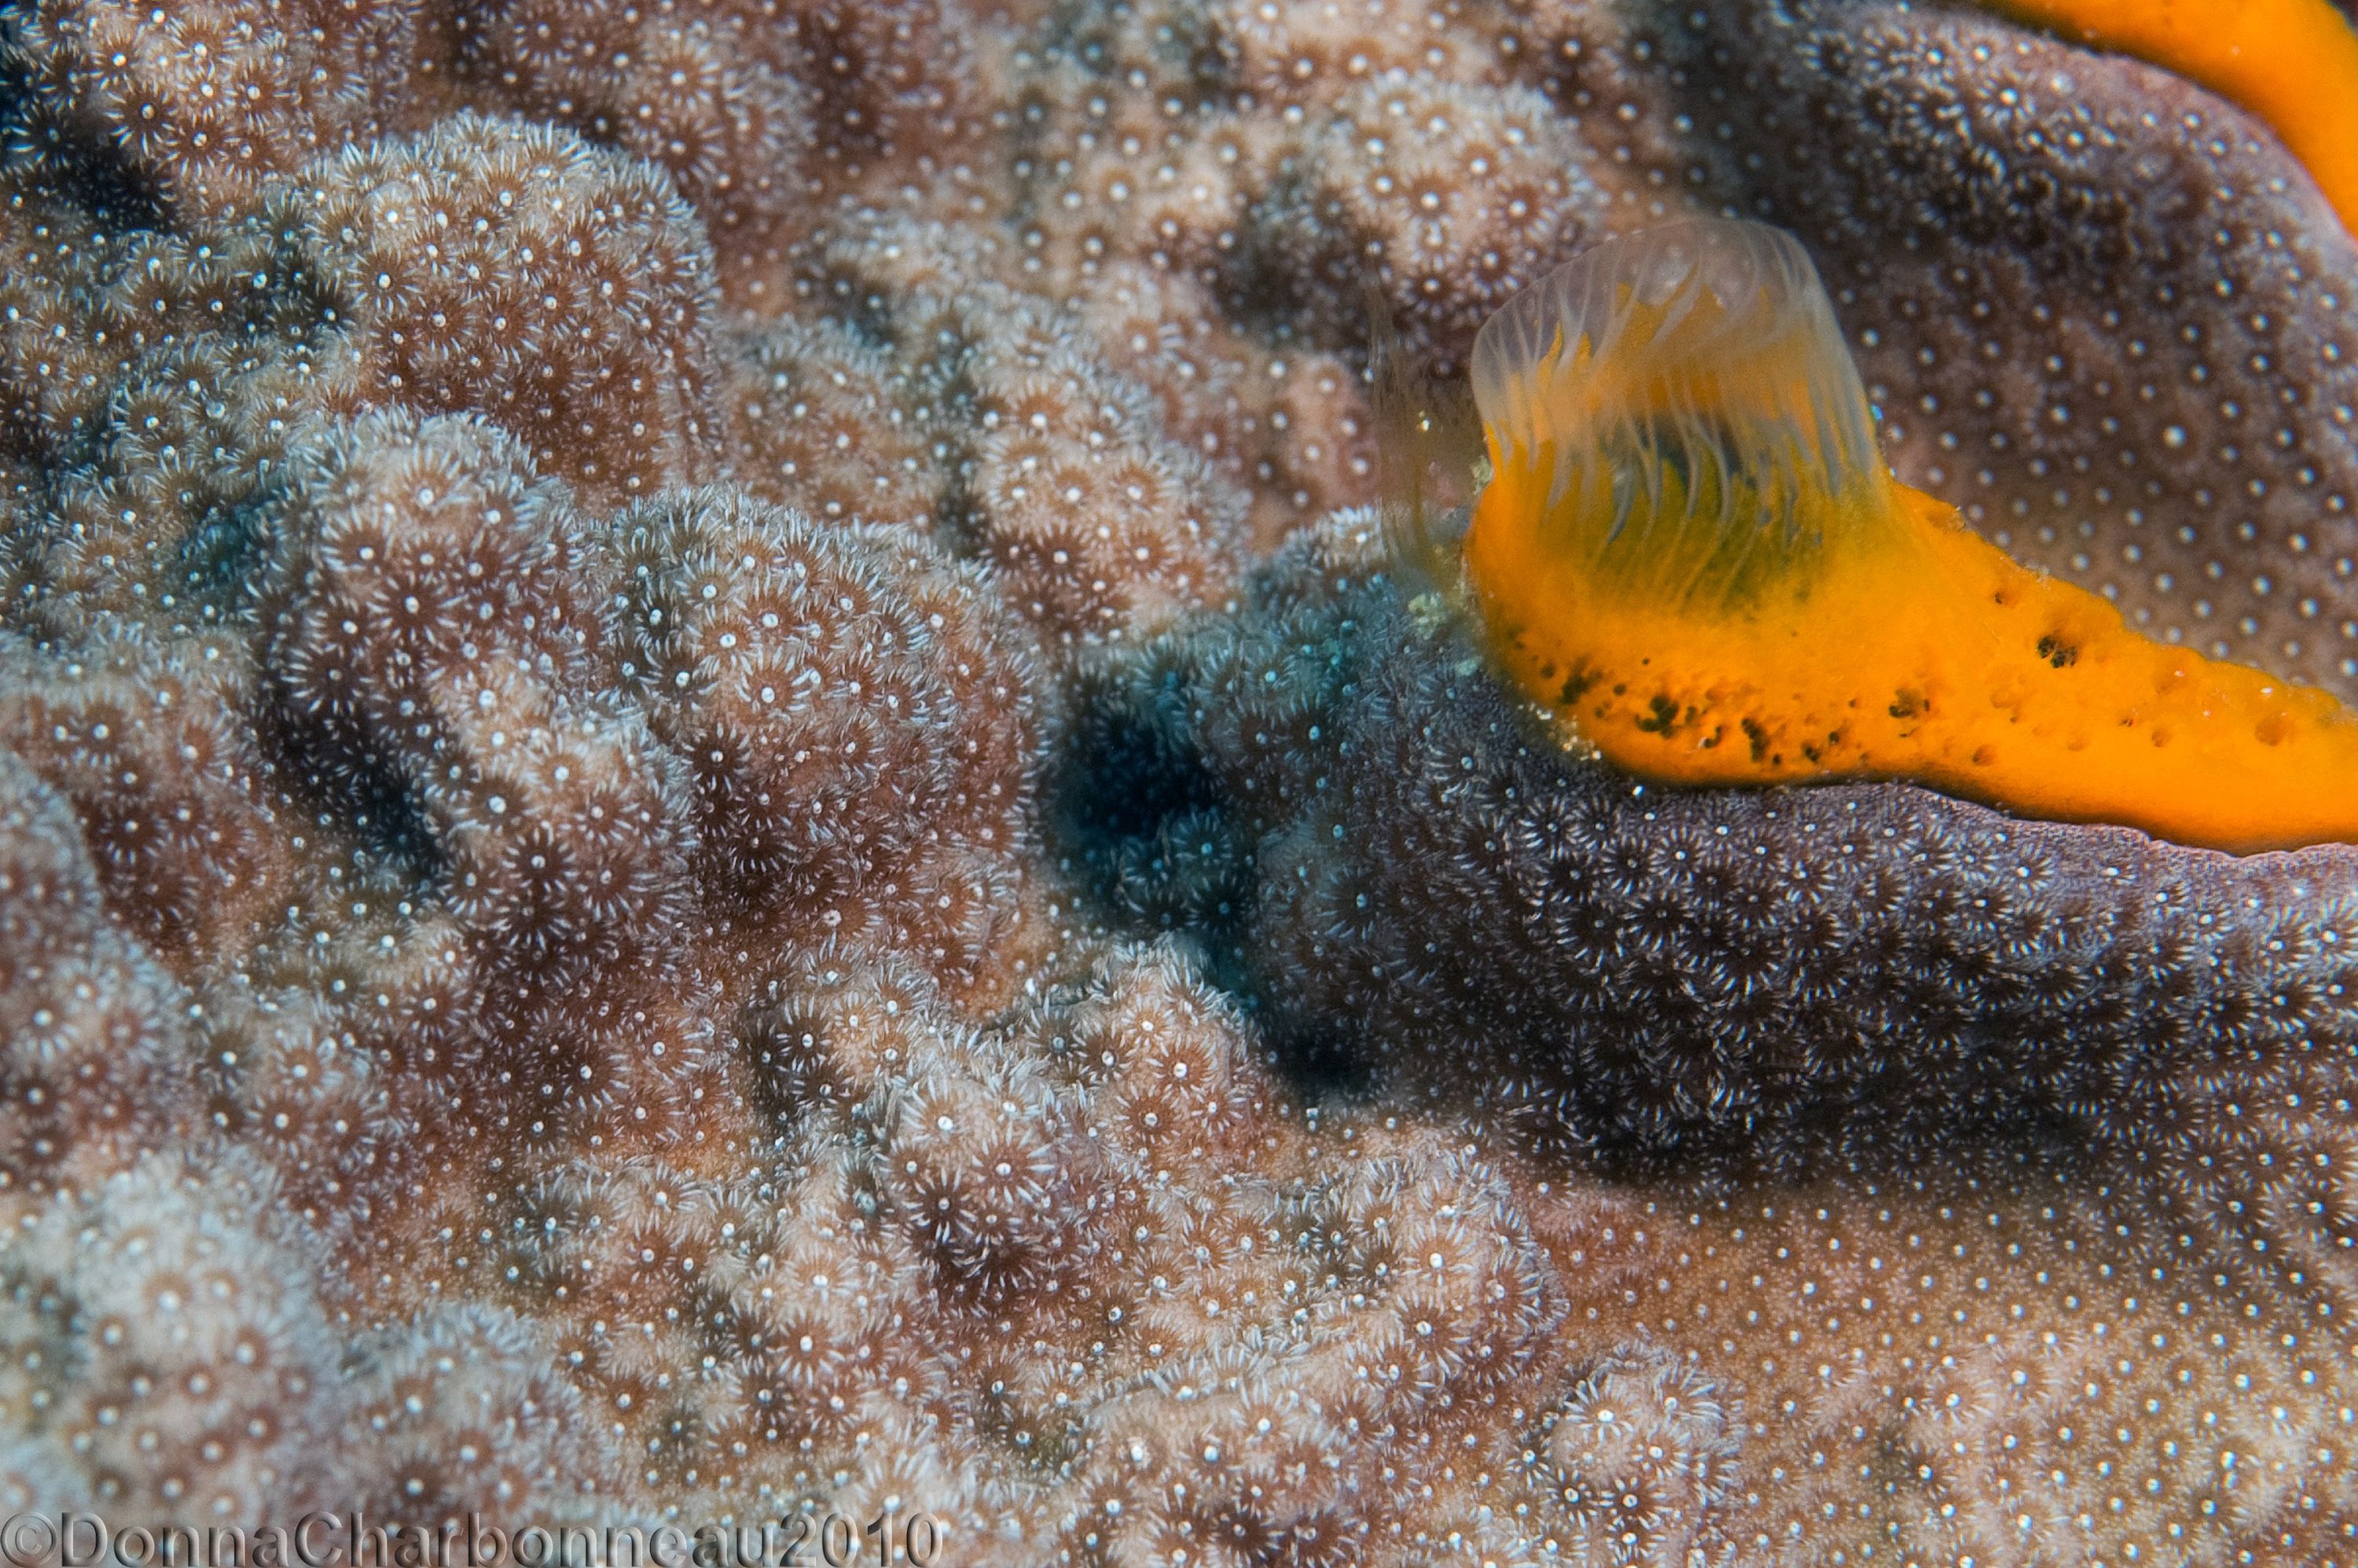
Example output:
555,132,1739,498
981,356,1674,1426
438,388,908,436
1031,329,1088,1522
4,0,2358,1562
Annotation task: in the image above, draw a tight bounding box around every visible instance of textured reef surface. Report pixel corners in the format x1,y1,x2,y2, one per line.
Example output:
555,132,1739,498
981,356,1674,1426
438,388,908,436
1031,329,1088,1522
3,0,2358,1562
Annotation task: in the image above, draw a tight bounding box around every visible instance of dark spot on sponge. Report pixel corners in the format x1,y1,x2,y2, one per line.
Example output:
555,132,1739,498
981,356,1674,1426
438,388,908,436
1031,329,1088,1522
1635,693,1683,736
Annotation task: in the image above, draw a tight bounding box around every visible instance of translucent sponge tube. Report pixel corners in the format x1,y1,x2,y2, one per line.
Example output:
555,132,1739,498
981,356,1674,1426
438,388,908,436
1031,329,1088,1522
1472,218,1886,609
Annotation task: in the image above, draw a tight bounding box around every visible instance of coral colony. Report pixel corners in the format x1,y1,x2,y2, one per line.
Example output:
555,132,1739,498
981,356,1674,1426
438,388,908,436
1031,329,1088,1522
3,0,2358,1562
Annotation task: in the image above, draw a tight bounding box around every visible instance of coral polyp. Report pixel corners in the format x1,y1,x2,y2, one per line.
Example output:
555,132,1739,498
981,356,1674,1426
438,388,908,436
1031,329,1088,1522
1466,217,2358,852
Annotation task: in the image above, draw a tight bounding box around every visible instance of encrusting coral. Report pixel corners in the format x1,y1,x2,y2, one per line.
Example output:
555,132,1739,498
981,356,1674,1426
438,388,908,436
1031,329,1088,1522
5,0,2358,1562
1978,0,2358,238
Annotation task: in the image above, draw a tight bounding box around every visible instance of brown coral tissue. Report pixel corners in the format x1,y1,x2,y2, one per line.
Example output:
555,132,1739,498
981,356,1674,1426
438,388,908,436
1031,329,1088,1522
7,0,2358,1559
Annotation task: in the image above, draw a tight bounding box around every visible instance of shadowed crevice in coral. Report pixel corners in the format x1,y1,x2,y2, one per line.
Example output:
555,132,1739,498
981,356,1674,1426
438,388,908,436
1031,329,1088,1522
1052,666,1251,930
1212,189,1368,354
1052,600,1387,1100
0,131,167,235
0,23,170,236
175,490,282,605
250,696,450,892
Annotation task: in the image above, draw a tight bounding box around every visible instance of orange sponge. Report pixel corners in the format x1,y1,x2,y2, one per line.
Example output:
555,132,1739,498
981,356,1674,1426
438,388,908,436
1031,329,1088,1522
1463,219,2358,854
